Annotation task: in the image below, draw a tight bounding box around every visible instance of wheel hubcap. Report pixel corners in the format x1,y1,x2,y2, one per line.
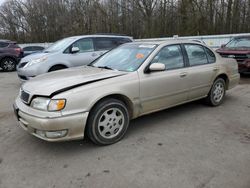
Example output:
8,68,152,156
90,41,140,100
98,108,125,139
213,82,224,103
3,60,15,70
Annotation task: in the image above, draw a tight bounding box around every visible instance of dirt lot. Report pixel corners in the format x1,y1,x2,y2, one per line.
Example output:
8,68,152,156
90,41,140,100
0,72,250,188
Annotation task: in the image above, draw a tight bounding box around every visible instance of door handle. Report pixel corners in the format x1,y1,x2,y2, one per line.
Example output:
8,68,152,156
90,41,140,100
213,67,219,71
180,72,188,77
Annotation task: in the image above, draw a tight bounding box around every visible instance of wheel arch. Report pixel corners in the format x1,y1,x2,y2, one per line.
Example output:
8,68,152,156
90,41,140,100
0,56,17,63
88,94,134,120
48,64,68,72
214,73,229,90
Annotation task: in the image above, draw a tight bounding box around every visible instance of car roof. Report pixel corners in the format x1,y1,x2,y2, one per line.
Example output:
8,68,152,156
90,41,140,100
23,45,44,48
0,39,11,43
66,35,133,40
128,39,204,46
0,39,17,44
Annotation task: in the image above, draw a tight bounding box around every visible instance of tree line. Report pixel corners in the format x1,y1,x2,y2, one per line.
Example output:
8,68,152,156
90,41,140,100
0,0,250,43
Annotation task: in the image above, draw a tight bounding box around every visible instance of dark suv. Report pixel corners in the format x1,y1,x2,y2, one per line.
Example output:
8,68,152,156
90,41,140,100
216,36,250,74
0,40,23,72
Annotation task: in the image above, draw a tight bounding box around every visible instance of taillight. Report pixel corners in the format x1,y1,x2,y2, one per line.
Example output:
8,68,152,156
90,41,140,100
14,48,21,53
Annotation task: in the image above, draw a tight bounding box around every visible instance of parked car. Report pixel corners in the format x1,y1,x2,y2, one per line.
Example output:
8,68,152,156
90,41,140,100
22,46,45,57
0,40,23,71
13,40,239,145
17,35,133,81
216,35,250,74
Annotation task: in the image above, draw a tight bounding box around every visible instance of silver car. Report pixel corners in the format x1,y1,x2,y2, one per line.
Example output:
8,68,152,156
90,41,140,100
17,35,133,81
14,40,240,145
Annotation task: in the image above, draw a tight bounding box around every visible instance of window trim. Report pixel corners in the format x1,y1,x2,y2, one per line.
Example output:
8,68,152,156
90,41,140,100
203,46,216,64
182,43,216,67
144,44,187,73
63,37,94,54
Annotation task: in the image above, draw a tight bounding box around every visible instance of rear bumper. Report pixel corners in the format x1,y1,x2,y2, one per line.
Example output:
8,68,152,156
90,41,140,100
228,73,240,90
14,97,89,142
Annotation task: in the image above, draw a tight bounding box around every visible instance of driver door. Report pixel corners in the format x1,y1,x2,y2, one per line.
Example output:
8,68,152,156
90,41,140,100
139,45,189,114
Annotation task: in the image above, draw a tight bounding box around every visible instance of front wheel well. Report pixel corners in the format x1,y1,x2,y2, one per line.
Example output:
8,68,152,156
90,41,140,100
48,64,68,72
89,94,134,120
215,74,229,90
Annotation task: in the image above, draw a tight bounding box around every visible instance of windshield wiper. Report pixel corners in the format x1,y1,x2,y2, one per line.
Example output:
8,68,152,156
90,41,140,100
96,66,113,70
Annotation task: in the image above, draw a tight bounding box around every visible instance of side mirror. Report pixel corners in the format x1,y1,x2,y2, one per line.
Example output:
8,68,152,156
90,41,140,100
149,63,166,72
221,44,226,48
71,46,80,54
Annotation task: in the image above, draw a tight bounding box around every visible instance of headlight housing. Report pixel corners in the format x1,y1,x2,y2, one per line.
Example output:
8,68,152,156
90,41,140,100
24,56,48,68
30,97,66,111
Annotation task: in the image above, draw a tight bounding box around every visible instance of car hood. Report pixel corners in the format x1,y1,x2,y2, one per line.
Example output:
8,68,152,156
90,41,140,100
20,52,55,62
216,47,250,54
22,66,127,97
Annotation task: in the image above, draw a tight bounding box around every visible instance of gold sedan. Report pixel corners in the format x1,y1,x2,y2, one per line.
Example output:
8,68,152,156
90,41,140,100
14,40,240,145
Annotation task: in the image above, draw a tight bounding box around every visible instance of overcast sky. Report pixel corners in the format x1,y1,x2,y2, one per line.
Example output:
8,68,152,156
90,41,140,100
0,0,5,5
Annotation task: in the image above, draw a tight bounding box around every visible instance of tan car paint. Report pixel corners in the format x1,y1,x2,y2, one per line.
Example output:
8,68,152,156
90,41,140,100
14,40,240,141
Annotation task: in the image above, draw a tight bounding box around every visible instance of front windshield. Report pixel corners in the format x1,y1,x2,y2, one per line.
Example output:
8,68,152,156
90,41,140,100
226,38,250,48
44,38,75,53
92,43,157,72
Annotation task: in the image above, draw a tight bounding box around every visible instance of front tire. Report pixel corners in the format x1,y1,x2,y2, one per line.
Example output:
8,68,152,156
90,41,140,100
86,99,130,145
205,78,226,106
0,57,17,72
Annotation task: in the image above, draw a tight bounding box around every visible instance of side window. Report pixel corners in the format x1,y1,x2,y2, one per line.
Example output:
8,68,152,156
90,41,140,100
151,45,184,70
72,38,94,53
184,44,208,66
204,47,216,63
0,42,9,48
23,46,33,51
33,46,44,51
114,38,132,46
94,38,116,51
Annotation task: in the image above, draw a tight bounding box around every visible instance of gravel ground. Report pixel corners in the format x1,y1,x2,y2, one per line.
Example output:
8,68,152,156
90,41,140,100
0,72,250,188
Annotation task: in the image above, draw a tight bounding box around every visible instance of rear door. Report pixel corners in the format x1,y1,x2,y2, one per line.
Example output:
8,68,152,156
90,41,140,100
183,44,218,100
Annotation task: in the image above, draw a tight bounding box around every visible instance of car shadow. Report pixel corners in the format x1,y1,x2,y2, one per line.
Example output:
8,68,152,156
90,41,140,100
22,99,219,154
240,73,250,84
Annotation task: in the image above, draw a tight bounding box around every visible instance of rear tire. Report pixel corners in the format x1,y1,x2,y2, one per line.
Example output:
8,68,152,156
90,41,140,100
0,57,17,72
86,98,130,145
205,78,226,106
48,65,67,72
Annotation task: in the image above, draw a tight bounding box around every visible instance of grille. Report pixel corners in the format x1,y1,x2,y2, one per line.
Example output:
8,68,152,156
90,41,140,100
219,53,248,62
21,90,30,104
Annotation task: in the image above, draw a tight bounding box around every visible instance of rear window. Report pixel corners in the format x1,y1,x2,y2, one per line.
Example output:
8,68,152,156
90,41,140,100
8,43,20,48
0,42,9,48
